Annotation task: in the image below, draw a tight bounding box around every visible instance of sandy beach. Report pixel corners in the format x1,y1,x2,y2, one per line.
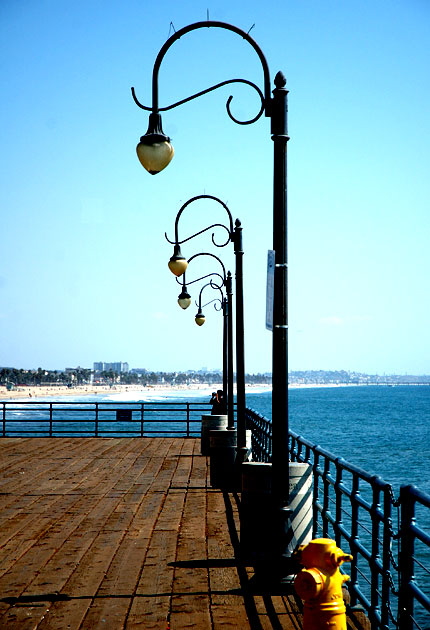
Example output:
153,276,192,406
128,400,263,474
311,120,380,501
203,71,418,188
0,382,274,401
0,383,228,401
0,381,356,402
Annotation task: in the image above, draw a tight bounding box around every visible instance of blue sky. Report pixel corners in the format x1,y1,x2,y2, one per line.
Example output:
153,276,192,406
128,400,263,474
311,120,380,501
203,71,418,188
0,0,429,375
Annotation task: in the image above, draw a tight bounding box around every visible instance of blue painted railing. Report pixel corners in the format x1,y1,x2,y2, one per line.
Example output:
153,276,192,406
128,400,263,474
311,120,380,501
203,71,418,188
0,400,211,437
245,406,430,630
1,400,428,628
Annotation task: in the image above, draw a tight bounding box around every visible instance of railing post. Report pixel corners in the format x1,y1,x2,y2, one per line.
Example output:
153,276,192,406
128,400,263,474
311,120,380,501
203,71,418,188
95,403,99,437
186,402,190,437
49,403,53,437
322,458,331,538
349,475,360,603
381,485,393,630
140,403,144,437
334,461,344,548
370,482,382,621
2,403,5,437
312,449,320,539
398,484,415,630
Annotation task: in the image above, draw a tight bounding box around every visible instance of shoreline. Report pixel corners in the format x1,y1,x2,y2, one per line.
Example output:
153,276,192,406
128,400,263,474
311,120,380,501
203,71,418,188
0,381,374,402
0,383,222,401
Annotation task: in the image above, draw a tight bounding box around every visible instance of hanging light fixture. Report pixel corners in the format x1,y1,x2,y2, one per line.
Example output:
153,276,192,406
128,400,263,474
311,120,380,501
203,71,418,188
177,284,191,309
136,113,174,174
168,244,188,277
195,309,206,326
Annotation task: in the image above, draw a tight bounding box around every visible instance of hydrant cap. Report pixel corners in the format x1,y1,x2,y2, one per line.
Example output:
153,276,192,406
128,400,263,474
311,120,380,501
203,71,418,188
294,568,324,600
299,538,352,569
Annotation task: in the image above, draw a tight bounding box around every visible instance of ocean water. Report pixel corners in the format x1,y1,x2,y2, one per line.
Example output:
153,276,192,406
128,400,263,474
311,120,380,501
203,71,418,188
246,385,430,495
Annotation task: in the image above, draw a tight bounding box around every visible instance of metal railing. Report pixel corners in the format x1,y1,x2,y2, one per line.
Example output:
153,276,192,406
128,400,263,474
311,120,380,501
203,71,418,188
398,485,430,630
245,406,430,630
0,400,213,438
2,400,428,628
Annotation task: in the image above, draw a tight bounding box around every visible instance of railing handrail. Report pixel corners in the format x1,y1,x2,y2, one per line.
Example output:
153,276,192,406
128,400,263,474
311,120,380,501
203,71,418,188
398,484,430,630
0,400,215,438
245,406,430,630
2,400,428,628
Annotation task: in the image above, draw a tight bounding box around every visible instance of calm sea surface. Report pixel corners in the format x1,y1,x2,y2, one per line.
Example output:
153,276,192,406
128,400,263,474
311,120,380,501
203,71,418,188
247,385,430,495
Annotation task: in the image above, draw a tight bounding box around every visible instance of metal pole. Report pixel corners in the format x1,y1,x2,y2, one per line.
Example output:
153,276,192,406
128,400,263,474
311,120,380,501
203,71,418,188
271,72,291,575
271,71,290,503
222,297,228,408
225,272,234,430
234,219,247,459
398,485,415,630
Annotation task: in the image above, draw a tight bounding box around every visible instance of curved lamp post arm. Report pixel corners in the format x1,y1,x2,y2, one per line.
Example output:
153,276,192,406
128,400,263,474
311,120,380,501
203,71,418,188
202,297,223,312
132,21,276,175
176,270,224,310
197,282,225,309
195,282,224,311
176,270,225,290
186,252,227,285
191,269,233,430
167,223,231,248
132,78,265,126
165,195,234,249
193,282,228,414
132,20,271,118
174,251,227,309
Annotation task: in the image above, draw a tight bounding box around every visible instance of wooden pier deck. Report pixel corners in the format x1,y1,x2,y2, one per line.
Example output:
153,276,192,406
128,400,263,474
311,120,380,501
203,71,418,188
0,438,369,629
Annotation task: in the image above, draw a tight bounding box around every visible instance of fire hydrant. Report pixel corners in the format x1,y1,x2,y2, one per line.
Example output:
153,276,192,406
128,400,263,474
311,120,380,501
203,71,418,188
294,538,353,630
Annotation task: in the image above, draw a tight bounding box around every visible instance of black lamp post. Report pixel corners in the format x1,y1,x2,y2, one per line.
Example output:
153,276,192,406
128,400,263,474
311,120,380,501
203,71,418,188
132,20,290,569
165,194,247,461
176,273,229,405
172,252,234,430
194,282,228,401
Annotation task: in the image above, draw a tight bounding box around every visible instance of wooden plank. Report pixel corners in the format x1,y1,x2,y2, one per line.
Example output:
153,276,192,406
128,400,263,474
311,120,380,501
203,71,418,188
128,530,177,629
0,438,369,629
0,439,154,627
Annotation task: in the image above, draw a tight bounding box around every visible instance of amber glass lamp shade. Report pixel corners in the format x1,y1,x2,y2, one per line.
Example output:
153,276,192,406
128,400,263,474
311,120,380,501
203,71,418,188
136,113,174,175
136,140,174,175
178,288,191,310
195,310,205,326
168,256,188,277
168,244,188,277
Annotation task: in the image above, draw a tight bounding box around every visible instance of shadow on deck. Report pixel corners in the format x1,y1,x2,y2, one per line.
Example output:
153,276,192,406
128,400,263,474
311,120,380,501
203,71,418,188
0,437,370,629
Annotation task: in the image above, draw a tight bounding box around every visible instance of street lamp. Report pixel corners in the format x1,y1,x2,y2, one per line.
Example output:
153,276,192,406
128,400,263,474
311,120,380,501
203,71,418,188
177,280,191,310
165,194,246,462
172,252,234,431
194,282,223,326
132,21,290,574
135,112,174,174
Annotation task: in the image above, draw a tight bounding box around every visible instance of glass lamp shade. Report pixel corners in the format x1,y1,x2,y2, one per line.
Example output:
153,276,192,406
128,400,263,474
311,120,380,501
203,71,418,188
195,312,206,326
168,257,188,277
178,292,191,309
136,140,174,175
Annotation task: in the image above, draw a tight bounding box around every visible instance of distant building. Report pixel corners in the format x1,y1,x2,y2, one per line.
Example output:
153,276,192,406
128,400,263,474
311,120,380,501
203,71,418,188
93,362,129,374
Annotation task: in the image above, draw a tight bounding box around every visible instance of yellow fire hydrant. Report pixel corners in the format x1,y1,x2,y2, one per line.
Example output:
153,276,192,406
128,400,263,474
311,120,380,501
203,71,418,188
294,538,353,630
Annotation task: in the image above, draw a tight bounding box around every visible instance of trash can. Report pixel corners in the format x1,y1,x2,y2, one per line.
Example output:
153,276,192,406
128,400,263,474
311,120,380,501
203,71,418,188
210,428,251,489
201,414,228,455
240,462,313,571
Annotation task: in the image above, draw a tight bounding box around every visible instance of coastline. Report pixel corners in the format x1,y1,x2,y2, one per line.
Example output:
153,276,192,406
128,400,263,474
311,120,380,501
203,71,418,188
0,381,365,402
0,383,222,401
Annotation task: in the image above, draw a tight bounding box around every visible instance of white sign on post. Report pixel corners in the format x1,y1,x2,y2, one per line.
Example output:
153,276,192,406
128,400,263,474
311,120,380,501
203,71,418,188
266,250,275,331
